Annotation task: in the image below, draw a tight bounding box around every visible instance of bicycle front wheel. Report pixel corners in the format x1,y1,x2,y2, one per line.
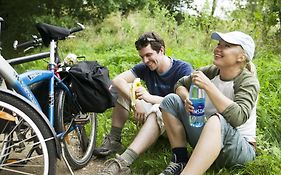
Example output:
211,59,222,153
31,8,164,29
55,89,96,170
0,91,57,175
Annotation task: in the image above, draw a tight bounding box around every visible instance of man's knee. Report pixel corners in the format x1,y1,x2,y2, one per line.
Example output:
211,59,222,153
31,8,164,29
145,112,165,134
144,113,158,126
146,112,157,119
116,96,130,111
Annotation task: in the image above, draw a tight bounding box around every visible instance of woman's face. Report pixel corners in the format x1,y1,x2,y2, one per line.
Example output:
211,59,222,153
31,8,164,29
213,40,244,68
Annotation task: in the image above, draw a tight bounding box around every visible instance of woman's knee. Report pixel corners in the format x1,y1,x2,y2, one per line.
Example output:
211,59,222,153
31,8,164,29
205,114,221,131
160,93,183,112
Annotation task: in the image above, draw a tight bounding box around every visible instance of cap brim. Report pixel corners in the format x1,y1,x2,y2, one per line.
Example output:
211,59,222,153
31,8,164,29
211,32,241,45
211,32,222,41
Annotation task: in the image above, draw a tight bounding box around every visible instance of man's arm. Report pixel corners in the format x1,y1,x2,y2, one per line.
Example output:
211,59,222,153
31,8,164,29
136,87,163,104
113,69,164,105
112,70,136,100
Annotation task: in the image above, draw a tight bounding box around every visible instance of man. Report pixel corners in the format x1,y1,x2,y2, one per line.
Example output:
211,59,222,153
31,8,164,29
95,32,193,174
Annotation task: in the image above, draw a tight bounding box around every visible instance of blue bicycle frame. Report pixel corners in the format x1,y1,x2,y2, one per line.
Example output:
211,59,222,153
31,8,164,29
0,40,73,127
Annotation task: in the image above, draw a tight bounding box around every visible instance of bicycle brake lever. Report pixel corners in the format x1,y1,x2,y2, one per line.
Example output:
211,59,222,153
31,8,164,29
24,46,34,53
77,22,85,30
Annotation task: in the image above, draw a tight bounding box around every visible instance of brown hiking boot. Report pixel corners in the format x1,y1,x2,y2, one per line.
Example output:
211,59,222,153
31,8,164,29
93,135,123,157
96,154,131,175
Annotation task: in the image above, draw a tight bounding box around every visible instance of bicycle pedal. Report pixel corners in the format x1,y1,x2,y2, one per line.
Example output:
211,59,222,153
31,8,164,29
74,114,90,124
73,120,88,125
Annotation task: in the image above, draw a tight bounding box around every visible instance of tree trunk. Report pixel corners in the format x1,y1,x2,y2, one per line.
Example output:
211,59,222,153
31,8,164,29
211,0,217,16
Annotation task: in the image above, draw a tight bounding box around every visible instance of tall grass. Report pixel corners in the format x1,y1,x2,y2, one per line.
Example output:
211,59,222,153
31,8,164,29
18,7,281,174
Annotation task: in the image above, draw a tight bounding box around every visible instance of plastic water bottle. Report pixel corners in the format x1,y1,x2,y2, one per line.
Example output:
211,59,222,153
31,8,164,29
189,84,206,127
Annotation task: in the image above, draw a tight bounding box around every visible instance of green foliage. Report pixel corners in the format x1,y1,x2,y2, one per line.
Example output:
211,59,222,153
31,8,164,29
8,5,281,175
232,0,281,52
0,0,146,57
254,51,281,143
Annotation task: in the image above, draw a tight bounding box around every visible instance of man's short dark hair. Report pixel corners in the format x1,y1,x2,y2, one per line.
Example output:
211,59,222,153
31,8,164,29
135,32,165,53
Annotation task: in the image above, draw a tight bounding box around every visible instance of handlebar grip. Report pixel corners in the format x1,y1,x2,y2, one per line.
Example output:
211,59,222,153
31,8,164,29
15,40,35,50
69,23,85,34
14,38,42,50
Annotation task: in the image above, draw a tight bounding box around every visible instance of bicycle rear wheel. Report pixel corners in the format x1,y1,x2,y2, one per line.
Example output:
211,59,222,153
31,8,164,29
55,89,96,170
0,91,57,175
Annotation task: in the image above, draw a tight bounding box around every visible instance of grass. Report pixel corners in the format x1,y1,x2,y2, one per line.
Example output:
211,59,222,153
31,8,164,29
16,8,281,175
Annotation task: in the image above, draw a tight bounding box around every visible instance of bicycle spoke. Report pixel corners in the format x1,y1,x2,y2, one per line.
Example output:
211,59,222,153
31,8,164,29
0,166,35,175
0,136,55,161
0,154,43,167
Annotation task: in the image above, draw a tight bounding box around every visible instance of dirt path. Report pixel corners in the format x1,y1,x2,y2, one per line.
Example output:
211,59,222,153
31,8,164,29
56,156,105,175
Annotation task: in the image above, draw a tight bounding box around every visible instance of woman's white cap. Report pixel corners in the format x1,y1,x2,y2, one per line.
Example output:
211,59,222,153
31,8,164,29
211,31,255,61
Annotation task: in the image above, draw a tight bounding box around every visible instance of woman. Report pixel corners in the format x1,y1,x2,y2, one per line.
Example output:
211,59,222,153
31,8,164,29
159,31,260,175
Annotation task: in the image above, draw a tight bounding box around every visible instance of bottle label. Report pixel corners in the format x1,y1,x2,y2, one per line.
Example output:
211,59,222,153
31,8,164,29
190,98,205,117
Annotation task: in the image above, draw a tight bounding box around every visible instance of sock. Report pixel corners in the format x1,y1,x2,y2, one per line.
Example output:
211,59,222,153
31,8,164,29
171,147,189,163
109,126,122,142
120,148,139,166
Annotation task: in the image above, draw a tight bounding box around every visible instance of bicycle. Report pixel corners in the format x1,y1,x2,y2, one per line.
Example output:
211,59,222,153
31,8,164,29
0,17,97,174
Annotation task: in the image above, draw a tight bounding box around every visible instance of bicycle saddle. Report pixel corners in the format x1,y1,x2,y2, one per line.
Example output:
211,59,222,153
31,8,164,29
36,22,70,46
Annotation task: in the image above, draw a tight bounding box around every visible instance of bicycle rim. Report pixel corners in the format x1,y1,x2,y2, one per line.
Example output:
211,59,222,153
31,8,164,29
0,92,56,175
55,89,96,170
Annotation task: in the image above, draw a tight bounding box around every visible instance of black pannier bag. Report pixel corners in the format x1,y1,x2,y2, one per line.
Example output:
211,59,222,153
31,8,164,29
69,61,118,113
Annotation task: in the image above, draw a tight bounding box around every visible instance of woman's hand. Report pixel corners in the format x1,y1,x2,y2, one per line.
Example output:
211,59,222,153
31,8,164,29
184,98,194,113
191,71,212,90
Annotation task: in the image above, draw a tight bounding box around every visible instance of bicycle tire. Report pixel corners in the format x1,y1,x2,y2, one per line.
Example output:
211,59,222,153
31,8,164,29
0,91,57,175
54,89,96,170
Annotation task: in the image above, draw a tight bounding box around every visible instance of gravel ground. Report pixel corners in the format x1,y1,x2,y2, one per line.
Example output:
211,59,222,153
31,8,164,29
56,156,105,175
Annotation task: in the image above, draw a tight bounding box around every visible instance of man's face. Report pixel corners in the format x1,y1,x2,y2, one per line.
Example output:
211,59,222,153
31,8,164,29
138,44,163,71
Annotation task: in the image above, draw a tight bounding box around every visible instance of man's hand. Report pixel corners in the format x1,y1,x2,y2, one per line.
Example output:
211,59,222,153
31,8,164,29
133,100,147,125
135,86,151,102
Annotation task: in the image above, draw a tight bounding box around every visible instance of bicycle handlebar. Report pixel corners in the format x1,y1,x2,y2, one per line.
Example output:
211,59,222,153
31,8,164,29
14,37,42,50
69,23,85,34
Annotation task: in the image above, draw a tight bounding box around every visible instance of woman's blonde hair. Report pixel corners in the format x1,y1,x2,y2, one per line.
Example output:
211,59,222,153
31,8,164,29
246,61,257,76
242,50,257,76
